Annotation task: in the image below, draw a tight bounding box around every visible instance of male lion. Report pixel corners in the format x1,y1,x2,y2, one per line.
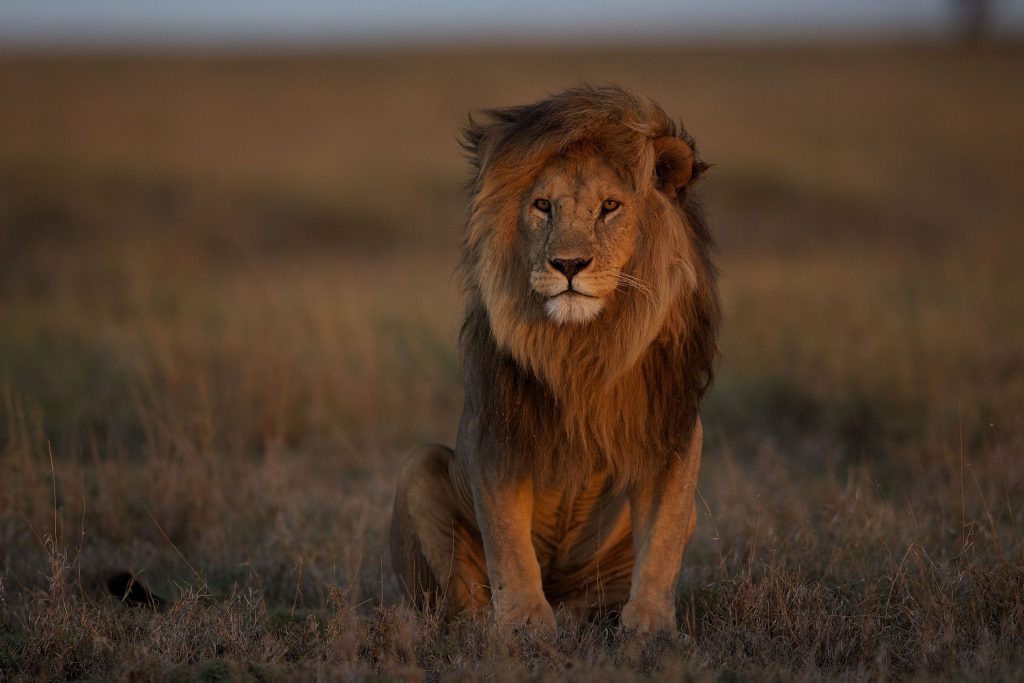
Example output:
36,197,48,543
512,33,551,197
390,86,719,634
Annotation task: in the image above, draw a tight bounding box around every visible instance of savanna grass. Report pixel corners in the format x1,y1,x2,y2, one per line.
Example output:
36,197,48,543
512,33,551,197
2,44,1023,680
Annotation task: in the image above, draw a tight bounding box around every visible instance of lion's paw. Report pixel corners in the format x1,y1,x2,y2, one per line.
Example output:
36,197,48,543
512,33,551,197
495,596,557,634
620,598,676,635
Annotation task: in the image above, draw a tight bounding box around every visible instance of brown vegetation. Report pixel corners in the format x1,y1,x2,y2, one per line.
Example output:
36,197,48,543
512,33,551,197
1,45,1023,680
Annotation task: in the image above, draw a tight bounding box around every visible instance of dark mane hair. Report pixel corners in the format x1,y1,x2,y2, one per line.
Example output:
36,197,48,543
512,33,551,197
456,85,720,490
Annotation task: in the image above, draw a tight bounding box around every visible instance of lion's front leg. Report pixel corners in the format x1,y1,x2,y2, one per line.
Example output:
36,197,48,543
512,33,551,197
469,468,556,633
622,417,703,634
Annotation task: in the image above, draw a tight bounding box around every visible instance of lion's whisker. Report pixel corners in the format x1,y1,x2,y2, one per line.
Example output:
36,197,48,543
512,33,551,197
617,273,657,307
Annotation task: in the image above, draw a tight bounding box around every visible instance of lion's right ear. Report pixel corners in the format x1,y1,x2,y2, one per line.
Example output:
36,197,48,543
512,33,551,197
652,136,694,198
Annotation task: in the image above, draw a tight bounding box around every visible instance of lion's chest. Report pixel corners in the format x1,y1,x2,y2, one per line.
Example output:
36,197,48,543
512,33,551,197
529,473,631,573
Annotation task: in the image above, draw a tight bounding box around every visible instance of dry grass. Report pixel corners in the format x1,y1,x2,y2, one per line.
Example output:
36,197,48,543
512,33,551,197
1,44,1023,680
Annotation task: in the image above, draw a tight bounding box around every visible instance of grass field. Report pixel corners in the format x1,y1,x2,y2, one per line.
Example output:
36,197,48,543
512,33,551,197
1,44,1023,680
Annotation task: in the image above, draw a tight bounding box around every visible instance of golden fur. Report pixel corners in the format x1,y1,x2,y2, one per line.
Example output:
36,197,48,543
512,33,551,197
391,86,719,631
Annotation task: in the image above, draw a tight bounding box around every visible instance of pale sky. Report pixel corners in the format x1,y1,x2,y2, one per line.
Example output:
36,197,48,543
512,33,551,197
1,0,1022,48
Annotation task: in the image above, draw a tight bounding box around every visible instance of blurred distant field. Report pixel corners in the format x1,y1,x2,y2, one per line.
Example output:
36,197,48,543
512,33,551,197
1,45,1023,680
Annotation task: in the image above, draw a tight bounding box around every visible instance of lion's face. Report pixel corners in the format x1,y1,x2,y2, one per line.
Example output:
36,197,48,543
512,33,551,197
522,151,640,325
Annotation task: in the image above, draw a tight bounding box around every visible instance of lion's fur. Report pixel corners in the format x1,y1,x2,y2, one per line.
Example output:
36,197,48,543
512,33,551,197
456,85,720,491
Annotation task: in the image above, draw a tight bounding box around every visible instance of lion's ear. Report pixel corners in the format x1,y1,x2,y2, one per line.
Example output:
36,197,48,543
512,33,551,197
652,136,694,198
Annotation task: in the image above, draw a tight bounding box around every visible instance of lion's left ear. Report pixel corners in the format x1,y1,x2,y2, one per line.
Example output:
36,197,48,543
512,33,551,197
652,136,694,198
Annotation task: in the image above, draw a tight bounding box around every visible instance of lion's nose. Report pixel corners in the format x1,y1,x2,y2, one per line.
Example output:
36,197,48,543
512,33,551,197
549,258,592,282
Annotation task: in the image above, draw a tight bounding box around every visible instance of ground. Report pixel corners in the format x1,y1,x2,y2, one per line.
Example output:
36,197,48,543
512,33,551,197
1,44,1023,680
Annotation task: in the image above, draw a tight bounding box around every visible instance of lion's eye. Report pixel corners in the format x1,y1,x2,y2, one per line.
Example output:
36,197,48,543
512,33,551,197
601,199,622,213
533,198,551,213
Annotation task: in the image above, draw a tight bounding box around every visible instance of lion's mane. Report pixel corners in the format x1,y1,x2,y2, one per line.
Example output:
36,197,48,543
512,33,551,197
456,86,720,491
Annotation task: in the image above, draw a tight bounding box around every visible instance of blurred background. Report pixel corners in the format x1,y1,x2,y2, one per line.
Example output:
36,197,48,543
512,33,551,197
1,2,1023,679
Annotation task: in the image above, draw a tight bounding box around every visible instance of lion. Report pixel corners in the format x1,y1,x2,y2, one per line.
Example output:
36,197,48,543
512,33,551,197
390,85,719,634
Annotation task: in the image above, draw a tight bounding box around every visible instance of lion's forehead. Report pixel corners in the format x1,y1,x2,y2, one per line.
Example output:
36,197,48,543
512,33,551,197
532,153,629,202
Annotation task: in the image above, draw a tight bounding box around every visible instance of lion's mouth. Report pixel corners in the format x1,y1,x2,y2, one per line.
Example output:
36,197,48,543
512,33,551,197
543,289,604,325
552,289,597,299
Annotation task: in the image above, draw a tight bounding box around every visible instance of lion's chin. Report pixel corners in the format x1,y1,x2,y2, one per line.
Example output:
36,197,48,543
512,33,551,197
543,292,605,325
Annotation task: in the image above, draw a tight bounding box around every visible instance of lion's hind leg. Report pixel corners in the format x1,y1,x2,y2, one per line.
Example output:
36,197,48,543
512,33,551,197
390,445,489,616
